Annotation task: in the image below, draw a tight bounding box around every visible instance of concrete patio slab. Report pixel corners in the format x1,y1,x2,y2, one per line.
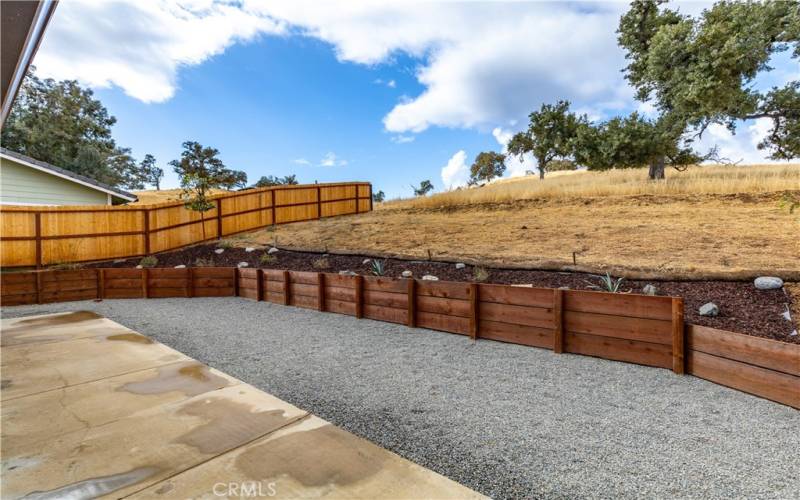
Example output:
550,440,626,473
0,311,483,499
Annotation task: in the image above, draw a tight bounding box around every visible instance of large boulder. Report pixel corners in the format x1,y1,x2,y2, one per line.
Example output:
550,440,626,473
267,247,279,255
642,284,658,296
754,277,783,290
699,302,719,317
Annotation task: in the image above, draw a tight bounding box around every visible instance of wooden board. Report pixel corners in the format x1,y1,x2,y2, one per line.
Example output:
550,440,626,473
564,290,673,321
478,301,554,329
564,332,672,369
478,320,553,349
564,310,672,345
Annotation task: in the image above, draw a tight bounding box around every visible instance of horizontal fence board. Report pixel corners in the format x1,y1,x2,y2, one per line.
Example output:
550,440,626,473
325,286,356,303
416,281,473,300
266,293,285,305
363,276,407,293
478,320,554,349
478,284,553,308
103,288,144,299
323,274,357,288
687,325,800,377
289,271,320,285
147,268,190,279
1,293,37,306
2,282,36,294
193,268,236,279
192,287,234,297
41,289,97,303
193,278,233,289
289,283,319,298
147,278,189,289
564,290,673,321
416,311,470,335
148,288,189,299
363,304,406,324
479,301,554,329
239,288,259,300
325,298,356,316
290,294,319,310
1,273,36,285
687,350,800,409
363,290,407,309
103,269,143,279
41,279,97,293
565,311,672,345
41,269,97,281
565,332,672,369
416,295,471,318
105,278,143,289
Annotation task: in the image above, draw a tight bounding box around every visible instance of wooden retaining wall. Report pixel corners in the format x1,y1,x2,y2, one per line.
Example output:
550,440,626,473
2,268,797,409
0,182,372,268
687,325,799,408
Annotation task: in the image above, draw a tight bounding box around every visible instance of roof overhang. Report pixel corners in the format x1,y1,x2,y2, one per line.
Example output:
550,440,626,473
0,150,138,203
1,0,58,125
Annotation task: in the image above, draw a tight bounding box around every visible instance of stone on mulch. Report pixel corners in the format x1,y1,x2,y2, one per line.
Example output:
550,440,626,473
754,277,783,290
699,302,719,317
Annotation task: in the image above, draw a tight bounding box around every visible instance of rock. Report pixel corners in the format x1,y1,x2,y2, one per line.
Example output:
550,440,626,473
339,270,357,276
267,247,279,255
790,330,798,337
422,275,439,281
362,258,371,265
511,284,533,288
401,270,413,278
699,302,719,317
245,247,255,253
754,276,783,290
455,263,466,270
642,284,658,296
113,259,126,264
237,262,249,268
135,265,143,269
214,248,225,254
174,264,186,269
558,286,570,290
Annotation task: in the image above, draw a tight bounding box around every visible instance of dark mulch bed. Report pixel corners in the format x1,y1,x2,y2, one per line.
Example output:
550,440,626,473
88,243,798,344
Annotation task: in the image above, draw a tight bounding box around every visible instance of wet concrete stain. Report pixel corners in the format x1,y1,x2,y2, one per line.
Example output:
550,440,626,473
1,311,106,345
105,333,153,344
174,398,300,455
235,424,385,487
120,362,230,397
20,466,159,500
1,379,12,389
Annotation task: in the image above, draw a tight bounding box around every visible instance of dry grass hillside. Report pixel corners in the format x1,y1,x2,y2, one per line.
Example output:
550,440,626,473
226,164,799,279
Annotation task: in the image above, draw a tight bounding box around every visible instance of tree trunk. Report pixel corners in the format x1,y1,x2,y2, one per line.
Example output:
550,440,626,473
648,157,666,180
539,168,545,180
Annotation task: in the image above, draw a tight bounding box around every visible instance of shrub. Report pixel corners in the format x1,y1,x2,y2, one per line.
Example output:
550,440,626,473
216,239,234,249
586,272,628,293
194,257,215,267
49,262,83,270
473,266,489,282
312,257,330,269
370,259,387,276
139,256,158,268
260,253,276,265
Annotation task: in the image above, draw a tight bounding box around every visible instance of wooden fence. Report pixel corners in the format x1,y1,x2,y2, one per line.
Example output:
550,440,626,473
1,268,797,409
0,182,372,268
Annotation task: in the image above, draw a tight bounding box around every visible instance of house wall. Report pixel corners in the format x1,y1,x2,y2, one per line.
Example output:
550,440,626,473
0,157,110,205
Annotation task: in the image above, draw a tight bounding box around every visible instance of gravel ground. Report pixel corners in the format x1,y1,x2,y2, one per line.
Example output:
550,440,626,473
4,298,799,499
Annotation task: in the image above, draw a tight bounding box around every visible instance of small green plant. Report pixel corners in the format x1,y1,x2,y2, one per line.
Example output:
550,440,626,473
370,259,387,276
194,257,215,267
312,257,330,269
259,253,276,265
216,239,234,249
473,266,489,282
778,194,799,214
586,272,627,293
139,256,158,268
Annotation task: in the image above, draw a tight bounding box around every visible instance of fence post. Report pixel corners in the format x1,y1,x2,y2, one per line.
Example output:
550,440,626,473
672,297,685,374
553,289,564,353
256,269,264,301
469,283,479,340
217,198,223,239
34,213,42,269
316,186,322,219
35,270,43,304
368,184,373,212
233,268,240,297
270,189,276,226
97,269,104,299
282,270,290,306
141,268,149,298
142,209,150,255
354,275,363,318
186,268,193,298
407,278,416,327
318,273,325,311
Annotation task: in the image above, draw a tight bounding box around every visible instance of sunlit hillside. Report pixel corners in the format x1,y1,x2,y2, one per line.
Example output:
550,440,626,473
384,164,800,209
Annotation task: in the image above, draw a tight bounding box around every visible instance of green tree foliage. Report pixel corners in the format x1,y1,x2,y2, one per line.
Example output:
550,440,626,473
1,70,152,189
170,141,247,238
547,159,577,172
253,174,298,187
469,151,506,185
411,180,434,196
574,113,705,177
140,154,163,190
618,0,799,160
372,190,386,203
507,100,582,179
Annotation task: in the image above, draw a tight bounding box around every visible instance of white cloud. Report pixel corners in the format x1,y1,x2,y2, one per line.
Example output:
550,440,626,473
293,158,311,166
319,152,347,167
391,135,414,144
387,79,396,88
441,150,469,189
492,127,534,178
696,118,784,165
34,0,284,102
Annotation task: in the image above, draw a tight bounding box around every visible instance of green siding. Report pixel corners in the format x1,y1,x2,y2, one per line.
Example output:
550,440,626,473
0,157,110,205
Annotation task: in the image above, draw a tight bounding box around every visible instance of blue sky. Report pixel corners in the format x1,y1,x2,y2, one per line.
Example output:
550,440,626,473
32,1,796,198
